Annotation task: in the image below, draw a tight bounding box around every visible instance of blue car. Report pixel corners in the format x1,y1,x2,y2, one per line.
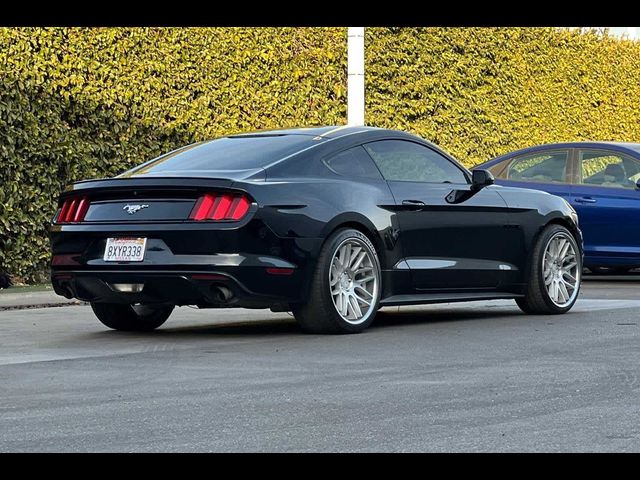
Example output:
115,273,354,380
478,142,640,273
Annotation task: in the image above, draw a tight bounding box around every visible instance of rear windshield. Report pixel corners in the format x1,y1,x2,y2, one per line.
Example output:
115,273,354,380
122,135,317,176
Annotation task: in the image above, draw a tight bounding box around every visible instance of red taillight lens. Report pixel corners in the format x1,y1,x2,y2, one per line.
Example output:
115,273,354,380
189,193,252,221
266,267,295,276
57,196,90,224
52,254,81,266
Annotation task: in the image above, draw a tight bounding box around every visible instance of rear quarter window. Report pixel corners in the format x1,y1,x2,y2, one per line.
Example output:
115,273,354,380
324,146,383,180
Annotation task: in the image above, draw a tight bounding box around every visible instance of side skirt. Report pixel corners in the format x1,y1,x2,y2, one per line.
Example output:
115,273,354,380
379,292,524,307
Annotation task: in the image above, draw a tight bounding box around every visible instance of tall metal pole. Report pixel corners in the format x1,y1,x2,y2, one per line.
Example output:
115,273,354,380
347,27,365,126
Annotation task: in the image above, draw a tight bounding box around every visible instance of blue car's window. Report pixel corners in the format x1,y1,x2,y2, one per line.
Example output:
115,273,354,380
363,140,467,184
503,151,569,183
121,135,318,176
324,146,383,180
578,150,640,189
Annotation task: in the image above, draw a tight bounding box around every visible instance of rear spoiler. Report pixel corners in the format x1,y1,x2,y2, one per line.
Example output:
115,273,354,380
64,170,266,194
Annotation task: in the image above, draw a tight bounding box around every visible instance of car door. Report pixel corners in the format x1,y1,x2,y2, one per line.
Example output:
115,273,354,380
571,148,640,262
363,139,518,291
487,148,573,202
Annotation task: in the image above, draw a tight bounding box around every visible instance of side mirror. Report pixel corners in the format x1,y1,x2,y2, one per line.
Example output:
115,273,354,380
636,178,640,190
472,169,495,190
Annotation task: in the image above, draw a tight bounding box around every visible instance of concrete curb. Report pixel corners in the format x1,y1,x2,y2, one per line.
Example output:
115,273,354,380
0,289,84,311
0,301,87,312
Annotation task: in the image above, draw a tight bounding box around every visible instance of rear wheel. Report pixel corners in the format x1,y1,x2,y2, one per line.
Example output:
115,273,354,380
91,303,174,331
516,224,581,315
293,228,381,334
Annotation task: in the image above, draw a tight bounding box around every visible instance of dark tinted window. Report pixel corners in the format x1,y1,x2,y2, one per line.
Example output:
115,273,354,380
325,146,383,180
363,140,467,183
122,135,317,176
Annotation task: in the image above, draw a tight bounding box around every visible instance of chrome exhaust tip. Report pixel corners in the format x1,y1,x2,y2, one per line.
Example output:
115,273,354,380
110,283,145,293
211,285,234,303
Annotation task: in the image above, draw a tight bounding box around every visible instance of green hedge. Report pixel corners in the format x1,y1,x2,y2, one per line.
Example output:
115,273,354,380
0,27,346,282
366,27,640,164
2,27,640,282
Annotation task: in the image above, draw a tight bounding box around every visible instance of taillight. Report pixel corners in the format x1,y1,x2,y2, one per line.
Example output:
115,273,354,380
56,196,90,224
189,193,252,221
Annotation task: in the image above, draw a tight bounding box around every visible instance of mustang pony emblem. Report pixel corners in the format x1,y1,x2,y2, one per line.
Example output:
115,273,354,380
123,204,149,215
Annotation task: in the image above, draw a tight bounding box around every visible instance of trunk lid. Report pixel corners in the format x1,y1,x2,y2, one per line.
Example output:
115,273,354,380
56,177,255,223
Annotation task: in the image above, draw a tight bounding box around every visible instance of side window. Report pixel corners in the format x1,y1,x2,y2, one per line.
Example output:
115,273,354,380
578,150,640,189
324,146,383,180
505,151,568,183
363,140,468,184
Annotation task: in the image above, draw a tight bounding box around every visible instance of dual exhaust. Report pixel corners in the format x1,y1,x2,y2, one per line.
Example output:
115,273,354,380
108,281,234,305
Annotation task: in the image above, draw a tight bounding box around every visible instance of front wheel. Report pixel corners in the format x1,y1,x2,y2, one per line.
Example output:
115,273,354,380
516,224,582,315
293,228,381,334
91,303,174,331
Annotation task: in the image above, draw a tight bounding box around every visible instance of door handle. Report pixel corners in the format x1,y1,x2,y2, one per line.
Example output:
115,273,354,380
402,200,426,209
574,197,597,204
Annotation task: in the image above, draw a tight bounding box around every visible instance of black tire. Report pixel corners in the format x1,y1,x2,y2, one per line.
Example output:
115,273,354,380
91,303,174,331
292,228,382,334
516,224,582,315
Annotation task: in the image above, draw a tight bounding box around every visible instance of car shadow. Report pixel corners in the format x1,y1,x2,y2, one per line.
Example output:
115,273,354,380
86,304,524,340
371,306,520,330
93,305,523,338
155,318,300,337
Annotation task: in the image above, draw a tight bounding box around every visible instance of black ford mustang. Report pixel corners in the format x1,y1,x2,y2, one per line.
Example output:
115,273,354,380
50,126,583,334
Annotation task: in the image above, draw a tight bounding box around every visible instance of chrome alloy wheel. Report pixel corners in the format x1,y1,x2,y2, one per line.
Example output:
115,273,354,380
329,238,379,324
542,232,580,307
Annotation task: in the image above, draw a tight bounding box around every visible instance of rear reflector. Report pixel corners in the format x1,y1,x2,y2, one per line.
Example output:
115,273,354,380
191,273,228,281
266,267,295,276
52,254,81,266
189,193,252,221
57,196,90,224
53,274,73,280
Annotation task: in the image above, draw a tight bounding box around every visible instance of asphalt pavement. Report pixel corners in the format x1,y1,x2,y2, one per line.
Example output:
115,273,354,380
1,276,639,452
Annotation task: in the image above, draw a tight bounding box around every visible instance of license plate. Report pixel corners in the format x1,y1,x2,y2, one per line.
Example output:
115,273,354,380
104,237,147,262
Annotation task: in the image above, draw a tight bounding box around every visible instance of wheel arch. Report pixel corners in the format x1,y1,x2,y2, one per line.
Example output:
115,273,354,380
518,214,582,292
320,213,387,267
541,216,583,256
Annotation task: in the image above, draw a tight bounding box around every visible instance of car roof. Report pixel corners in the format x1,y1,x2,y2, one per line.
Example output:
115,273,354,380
526,141,640,151
481,141,640,166
228,125,385,139
224,125,467,175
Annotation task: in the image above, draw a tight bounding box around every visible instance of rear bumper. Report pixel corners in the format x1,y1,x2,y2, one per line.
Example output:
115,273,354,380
51,266,303,308
50,217,325,307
